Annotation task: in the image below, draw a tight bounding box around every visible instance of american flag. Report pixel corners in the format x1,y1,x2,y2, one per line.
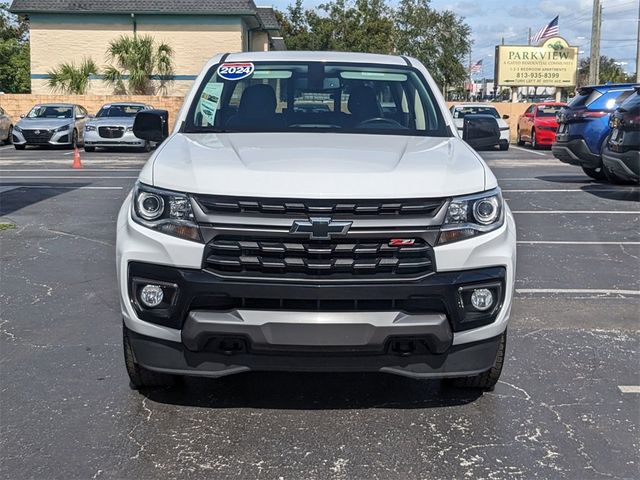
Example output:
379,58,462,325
531,16,559,44
469,59,483,74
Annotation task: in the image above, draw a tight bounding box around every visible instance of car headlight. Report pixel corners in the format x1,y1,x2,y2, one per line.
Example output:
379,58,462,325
13,125,22,132
54,124,72,132
131,183,202,242
438,188,504,245
126,126,134,132
85,125,96,132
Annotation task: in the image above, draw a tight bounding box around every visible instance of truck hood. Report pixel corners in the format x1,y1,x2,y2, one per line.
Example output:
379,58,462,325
145,132,493,199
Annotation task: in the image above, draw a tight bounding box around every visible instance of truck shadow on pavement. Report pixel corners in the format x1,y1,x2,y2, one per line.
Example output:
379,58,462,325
141,372,483,410
535,176,640,202
0,183,90,216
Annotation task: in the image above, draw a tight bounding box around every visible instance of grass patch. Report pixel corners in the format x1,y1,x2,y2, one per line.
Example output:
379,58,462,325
0,223,16,230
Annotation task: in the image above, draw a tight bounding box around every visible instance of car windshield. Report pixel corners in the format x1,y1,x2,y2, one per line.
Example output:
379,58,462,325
452,106,500,119
27,106,73,119
186,61,449,137
537,105,562,117
96,105,146,117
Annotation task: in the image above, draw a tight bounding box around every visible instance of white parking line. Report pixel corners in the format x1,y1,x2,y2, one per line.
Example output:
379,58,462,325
517,241,640,245
0,176,138,179
0,169,141,172
618,386,640,393
503,188,635,193
510,146,548,157
516,288,640,296
512,210,640,214
0,185,124,190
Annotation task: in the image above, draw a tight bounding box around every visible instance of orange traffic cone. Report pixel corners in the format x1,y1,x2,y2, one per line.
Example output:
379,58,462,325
72,147,82,169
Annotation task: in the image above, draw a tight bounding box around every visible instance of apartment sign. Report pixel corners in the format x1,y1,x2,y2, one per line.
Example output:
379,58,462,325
495,37,578,87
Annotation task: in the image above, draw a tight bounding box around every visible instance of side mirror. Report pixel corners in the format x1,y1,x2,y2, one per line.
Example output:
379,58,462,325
462,114,500,150
133,109,169,143
20,114,25,118
76,114,85,120
502,114,510,119
524,112,533,118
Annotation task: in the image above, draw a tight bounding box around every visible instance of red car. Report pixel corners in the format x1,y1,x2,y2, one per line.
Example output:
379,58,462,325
516,102,566,149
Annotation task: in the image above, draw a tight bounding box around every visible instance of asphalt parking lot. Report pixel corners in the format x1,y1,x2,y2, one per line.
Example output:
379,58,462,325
1,143,638,480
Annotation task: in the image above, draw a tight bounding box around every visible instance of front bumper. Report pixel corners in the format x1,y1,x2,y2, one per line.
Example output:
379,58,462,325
12,128,73,146
128,327,503,379
84,129,145,148
552,138,601,168
602,146,640,182
116,194,516,378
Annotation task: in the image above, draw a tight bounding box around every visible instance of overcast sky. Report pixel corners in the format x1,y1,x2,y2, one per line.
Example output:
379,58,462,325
269,0,639,77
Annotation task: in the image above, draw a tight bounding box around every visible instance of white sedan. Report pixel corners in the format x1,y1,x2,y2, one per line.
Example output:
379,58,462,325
450,104,511,150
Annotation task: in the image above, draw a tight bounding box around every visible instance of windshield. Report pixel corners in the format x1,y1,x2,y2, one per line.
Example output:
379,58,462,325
96,104,146,118
27,106,73,119
537,105,562,117
452,106,500,119
186,61,449,137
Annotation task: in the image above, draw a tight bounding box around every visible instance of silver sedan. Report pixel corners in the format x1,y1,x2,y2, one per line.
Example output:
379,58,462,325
84,103,154,152
12,103,89,150
0,106,14,144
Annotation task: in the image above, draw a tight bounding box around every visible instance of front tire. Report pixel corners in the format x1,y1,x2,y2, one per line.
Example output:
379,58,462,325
14,144,26,150
69,129,78,149
84,146,95,153
531,129,538,149
516,129,525,146
447,331,506,391
140,141,152,153
4,125,13,144
123,324,178,389
499,141,509,151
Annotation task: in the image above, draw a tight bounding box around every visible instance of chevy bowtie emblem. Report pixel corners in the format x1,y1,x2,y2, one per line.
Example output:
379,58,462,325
290,217,352,240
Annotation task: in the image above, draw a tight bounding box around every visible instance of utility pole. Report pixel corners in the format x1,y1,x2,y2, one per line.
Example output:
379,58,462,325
589,0,601,85
636,0,640,83
528,27,531,45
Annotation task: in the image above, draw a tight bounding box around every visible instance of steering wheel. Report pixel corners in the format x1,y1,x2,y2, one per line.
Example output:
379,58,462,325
355,117,405,129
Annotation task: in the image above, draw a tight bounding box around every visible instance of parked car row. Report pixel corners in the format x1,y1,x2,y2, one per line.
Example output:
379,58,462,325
552,83,639,184
0,102,155,152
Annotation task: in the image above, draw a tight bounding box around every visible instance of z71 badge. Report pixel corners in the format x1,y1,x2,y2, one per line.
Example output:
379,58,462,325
216,62,255,81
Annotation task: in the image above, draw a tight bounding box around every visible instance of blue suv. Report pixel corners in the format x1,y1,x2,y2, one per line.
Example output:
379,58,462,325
552,83,639,180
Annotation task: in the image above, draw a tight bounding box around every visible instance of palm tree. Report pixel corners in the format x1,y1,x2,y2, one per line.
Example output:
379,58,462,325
46,58,98,94
103,35,174,95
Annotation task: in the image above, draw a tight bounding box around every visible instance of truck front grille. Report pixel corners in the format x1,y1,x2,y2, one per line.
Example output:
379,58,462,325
195,195,444,218
203,236,434,280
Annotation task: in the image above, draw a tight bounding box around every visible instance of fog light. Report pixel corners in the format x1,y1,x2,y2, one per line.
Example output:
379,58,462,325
470,288,494,311
140,284,164,308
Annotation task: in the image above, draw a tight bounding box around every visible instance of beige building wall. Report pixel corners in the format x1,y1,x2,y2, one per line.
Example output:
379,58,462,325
28,14,246,96
251,31,269,52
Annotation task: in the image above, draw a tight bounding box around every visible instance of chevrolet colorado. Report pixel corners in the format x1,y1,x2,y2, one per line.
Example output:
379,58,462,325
116,51,517,391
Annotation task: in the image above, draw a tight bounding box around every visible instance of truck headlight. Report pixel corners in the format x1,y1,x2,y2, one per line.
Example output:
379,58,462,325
132,182,202,242
438,188,504,245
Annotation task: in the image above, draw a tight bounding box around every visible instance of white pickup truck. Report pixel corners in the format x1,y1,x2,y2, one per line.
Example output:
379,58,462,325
116,51,516,392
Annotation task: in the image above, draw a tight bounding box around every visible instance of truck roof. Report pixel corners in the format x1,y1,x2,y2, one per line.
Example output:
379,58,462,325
216,51,409,67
